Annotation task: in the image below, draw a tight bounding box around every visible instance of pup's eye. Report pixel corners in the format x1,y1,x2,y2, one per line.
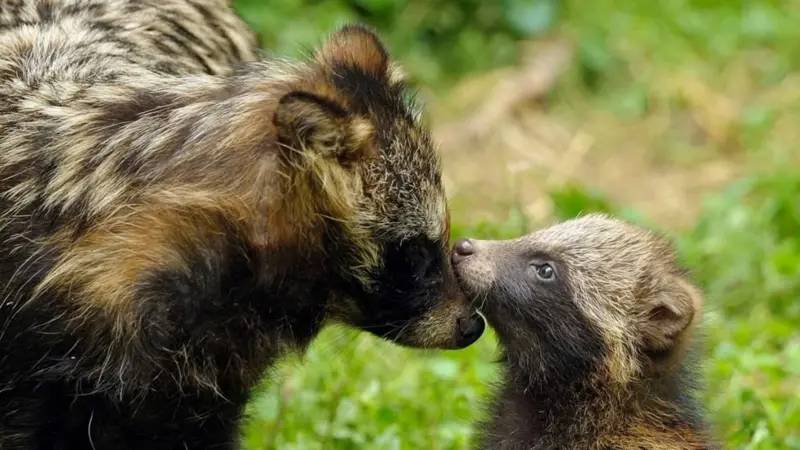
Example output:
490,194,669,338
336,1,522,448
533,263,555,281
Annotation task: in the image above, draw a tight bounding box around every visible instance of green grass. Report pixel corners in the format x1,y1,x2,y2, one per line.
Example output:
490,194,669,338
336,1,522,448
682,173,800,449
241,328,499,450
233,1,800,448
240,176,800,449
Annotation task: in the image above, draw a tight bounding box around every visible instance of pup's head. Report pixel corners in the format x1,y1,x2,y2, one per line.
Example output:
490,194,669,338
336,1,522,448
452,214,702,384
271,25,483,349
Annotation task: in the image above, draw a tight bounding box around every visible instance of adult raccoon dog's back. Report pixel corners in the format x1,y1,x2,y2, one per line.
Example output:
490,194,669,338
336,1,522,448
0,1,484,448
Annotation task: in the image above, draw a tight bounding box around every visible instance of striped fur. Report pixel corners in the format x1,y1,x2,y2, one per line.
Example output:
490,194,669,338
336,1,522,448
0,2,481,448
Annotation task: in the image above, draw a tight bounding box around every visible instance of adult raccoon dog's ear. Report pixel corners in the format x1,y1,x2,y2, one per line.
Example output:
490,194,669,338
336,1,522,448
316,24,389,77
638,275,702,364
274,91,375,166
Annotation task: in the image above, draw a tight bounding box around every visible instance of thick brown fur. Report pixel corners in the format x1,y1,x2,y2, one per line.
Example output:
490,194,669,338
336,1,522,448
453,214,713,450
0,2,483,448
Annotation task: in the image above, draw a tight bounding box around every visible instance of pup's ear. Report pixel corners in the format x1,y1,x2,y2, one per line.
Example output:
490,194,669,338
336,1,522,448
639,276,701,356
316,24,389,77
274,91,374,165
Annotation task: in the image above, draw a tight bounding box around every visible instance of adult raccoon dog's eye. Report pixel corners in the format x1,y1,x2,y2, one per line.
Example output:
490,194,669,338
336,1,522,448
412,244,440,280
389,237,441,283
532,263,556,281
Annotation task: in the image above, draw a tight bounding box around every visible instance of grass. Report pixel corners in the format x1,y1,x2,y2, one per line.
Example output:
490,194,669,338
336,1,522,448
240,175,800,449
240,220,529,450
681,173,800,449
233,1,800,448
241,328,500,450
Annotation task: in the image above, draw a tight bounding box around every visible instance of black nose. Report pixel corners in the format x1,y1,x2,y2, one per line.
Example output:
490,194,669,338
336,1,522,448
455,313,485,348
452,239,474,265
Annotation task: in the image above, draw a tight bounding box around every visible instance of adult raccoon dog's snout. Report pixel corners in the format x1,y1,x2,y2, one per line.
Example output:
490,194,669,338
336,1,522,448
340,235,485,349
456,311,486,348
342,238,485,350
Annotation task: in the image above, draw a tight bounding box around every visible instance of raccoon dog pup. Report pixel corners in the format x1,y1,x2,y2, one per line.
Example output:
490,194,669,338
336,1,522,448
453,215,712,450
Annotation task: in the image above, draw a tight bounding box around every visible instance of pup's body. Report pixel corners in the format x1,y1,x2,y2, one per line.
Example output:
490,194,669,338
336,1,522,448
453,215,712,450
0,2,483,448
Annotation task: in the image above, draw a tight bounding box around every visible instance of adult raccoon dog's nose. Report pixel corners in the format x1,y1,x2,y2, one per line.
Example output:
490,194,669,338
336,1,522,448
455,312,485,348
452,239,475,265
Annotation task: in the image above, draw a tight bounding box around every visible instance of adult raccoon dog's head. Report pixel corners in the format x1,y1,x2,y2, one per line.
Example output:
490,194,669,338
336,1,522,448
271,25,484,349
451,215,702,384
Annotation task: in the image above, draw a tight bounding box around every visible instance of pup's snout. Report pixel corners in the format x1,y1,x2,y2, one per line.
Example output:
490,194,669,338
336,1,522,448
455,312,485,348
452,238,475,265
451,238,495,300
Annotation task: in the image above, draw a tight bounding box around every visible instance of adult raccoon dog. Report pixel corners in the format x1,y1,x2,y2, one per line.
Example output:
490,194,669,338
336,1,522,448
453,215,712,449
0,1,484,448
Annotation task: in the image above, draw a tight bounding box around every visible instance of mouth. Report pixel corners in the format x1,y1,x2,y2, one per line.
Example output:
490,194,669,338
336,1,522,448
451,264,486,306
376,312,485,349
358,291,486,349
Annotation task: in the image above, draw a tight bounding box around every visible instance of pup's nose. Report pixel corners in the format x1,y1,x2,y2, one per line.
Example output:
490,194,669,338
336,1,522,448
452,239,474,265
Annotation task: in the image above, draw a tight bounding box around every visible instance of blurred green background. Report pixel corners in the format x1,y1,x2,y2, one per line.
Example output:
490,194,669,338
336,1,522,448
233,0,800,448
